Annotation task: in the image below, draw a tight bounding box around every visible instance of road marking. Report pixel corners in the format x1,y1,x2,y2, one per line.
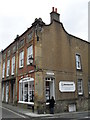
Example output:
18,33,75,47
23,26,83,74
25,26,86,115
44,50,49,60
0,106,26,118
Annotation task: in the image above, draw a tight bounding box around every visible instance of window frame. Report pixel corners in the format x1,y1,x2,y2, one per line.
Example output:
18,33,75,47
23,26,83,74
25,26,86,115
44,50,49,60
6,59,10,77
2,62,5,78
75,54,82,70
19,51,24,68
77,79,83,95
27,45,33,65
11,56,15,75
45,77,55,102
19,77,34,104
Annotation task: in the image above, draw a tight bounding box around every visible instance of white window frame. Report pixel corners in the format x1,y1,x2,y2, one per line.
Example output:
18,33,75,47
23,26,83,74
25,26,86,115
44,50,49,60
19,51,24,68
2,62,5,78
78,79,83,95
6,60,10,77
11,56,15,75
76,54,82,70
27,45,33,65
19,77,34,105
45,77,55,102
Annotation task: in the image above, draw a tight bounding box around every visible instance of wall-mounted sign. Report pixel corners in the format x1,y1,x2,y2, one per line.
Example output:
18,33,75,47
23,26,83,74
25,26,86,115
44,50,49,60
59,81,75,92
46,71,54,75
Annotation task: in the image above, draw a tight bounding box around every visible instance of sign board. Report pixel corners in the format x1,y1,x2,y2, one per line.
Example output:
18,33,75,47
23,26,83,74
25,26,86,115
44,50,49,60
59,81,75,92
46,71,54,75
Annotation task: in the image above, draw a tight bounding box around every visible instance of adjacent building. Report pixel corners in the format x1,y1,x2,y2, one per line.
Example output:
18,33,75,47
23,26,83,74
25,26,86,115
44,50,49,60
1,7,90,113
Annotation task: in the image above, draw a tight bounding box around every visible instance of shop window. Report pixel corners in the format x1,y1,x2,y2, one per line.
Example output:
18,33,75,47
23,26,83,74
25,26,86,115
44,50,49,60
77,79,83,95
19,78,34,103
45,77,55,102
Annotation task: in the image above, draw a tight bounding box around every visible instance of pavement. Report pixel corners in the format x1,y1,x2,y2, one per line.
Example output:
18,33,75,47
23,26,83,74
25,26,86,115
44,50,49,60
2,103,90,119
2,103,53,118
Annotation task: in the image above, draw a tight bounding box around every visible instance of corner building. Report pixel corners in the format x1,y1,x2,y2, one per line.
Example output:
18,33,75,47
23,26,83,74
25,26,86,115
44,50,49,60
2,7,90,113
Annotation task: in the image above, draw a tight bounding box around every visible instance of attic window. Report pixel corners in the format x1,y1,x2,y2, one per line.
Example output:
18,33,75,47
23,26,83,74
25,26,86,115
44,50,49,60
27,32,33,43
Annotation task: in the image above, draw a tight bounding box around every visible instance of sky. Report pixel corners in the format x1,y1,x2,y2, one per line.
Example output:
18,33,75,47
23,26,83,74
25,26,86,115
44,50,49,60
0,0,89,51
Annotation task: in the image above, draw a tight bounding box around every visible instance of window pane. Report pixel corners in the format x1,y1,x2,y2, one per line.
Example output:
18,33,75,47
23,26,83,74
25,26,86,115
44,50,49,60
76,54,81,70
11,56,15,75
78,79,83,95
2,62,5,78
7,60,10,76
19,51,24,68
27,45,33,65
19,80,34,102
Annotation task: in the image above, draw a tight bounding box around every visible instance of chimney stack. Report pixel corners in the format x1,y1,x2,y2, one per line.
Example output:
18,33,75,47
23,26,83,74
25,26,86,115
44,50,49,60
50,7,60,23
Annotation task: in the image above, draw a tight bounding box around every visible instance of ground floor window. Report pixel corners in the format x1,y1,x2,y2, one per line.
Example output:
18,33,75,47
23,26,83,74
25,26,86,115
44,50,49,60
6,82,9,103
2,83,4,101
19,77,34,103
45,77,55,102
77,79,83,95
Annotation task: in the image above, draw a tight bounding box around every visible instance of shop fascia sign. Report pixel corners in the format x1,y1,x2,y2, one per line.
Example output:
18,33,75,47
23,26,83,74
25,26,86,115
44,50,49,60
59,81,75,92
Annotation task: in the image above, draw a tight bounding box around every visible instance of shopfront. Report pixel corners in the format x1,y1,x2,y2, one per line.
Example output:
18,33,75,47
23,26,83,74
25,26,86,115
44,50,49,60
18,77,34,105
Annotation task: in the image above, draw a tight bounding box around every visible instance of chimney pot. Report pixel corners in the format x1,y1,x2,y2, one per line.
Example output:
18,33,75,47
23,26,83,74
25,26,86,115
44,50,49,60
55,8,57,13
52,7,54,12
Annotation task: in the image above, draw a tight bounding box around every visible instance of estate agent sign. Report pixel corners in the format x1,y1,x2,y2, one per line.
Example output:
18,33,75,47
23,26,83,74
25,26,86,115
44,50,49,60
59,81,75,92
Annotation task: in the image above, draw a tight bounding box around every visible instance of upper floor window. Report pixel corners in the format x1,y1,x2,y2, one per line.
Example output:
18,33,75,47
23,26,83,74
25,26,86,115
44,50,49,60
7,50,10,57
27,32,33,43
3,54,6,60
6,59,10,77
76,54,82,70
27,45,33,65
11,56,15,75
19,39,24,49
19,51,24,68
77,79,83,95
2,62,5,78
12,46,16,53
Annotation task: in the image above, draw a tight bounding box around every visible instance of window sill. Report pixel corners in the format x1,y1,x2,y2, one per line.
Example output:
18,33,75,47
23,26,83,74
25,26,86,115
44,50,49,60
76,68,82,71
19,66,23,69
11,73,14,76
6,75,9,77
78,93,83,96
18,101,34,105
